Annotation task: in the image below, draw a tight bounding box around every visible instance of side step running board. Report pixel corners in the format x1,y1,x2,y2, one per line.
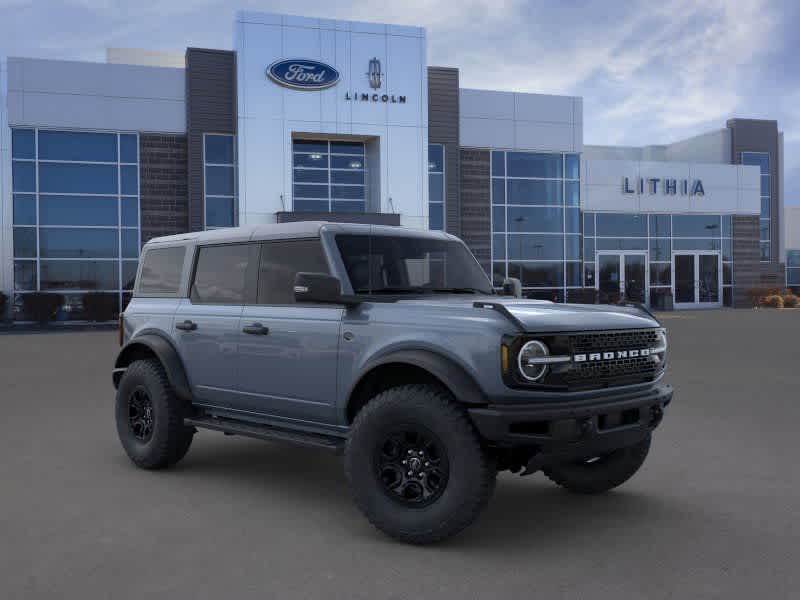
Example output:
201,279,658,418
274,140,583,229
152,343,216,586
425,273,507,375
185,416,345,455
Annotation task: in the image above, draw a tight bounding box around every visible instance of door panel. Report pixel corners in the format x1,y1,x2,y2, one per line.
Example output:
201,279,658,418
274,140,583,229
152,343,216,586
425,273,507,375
698,254,720,303
598,255,621,303
674,255,695,304
623,255,646,303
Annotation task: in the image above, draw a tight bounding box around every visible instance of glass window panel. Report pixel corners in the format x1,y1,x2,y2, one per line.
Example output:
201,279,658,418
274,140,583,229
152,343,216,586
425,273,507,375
293,153,329,168
507,206,563,233
428,173,444,204
428,144,444,172
507,235,564,260
294,184,329,199
565,154,580,180
331,185,364,200
122,230,139,258
507,179,562,205
40,195,118,226
566,262,581,287
38,130,117,162
332,201,365,213
121,198,139,226
787,268,800,285
508,261,564,287
492,262,506,287
565,207,580,233
565,181,579,206
40,228,118,258
205,165,234,196
39,163,117,194
330,141,364,155
722,238,732,261
14,261,37,290
760,175,770,197
120,134,138,163
492,179,505,205
13,194,36,225
649,238,671,261
583,237,594,261
191,243,252,304
596,238,647,251
721,215,732,237
206,197,234,227
672,214,721,237
507,152,562,178
293,168,328,184
491,151,505,177
40,260,119,290
294,199,329,212
292,140,328,154
331,155,363,170
492,206,505,232
583,213,595,236
761,197,770,218
723,263,732,285
787,251,800,268
673,238,721,251
525,288,564,302
595,213,647,237
13,227,37,258
723,287,732,307
332,170,365,185
205,135,234,164
565,235,581,260
12,161,36,192
741,152,769,174
121,165,138,195
122,261,138,291
257,240,330,304
760,242,770,261
429,203,444,230
584,262,595,287
650,263,671,286
12,129,35,159
137,246,185,295
492,235,506,260
649,214,671,237
759,219,770,240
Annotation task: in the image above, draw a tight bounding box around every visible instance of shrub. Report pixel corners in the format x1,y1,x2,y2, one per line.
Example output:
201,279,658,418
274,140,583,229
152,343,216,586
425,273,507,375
82,292,119,322
762,295,784,309
21,293,65,324
782,294,799,308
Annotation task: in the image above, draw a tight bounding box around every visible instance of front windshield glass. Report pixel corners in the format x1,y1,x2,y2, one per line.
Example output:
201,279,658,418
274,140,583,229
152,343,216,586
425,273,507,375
335,234,493,295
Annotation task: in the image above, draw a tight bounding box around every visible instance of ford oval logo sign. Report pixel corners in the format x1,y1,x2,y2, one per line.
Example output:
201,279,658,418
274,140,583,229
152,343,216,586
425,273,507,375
267,59,340,90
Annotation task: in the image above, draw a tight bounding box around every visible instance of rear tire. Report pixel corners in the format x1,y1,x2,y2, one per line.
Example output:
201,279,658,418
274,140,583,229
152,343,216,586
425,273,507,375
115,359,194,470
345,384,496,544
543,434,651,494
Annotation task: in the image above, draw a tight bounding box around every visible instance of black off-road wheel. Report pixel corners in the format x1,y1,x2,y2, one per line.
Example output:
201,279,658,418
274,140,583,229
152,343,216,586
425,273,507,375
345,384,496,545
115,359,194,470
543,434,652,494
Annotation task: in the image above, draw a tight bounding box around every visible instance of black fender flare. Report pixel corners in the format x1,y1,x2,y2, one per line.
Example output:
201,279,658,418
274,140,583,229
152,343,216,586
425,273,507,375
349,349,487,408
113,333,192,401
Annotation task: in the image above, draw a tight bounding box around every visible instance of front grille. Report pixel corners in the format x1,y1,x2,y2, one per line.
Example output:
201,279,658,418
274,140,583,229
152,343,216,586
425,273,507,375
564,329,661,387
570,329,660,354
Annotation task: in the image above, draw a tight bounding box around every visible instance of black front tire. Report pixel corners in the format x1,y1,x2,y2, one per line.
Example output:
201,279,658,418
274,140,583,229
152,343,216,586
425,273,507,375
543,434,652,494
345,384,496,545
115,359,194,470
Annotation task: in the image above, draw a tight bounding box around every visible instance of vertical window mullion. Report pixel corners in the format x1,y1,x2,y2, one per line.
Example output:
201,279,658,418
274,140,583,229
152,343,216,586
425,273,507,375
35,128,40,293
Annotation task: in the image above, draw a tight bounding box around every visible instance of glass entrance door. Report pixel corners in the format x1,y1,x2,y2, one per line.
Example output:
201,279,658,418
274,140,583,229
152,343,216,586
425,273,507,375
672,252,721,308
596,253,648,304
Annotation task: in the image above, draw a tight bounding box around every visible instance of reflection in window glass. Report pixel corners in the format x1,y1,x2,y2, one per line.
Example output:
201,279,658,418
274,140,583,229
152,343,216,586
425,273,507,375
38,130,117,162
39,163,118,194
507,180,562,205
122,229,140,259
40,195,118,226
204,134,237,229
14,261,37,290
293,139,365,214
138,246,186,295
12,129,35,159
565,154,580,180
596,213,647,237
257,240,330,304
429,144,445,230
12,162,35,192
507,235,564,260
191,244,252,304
13,228,37,258
13,194,36,225
673,214,720,237
491,151,505,177
507,152,562,178
40,261,119,290
507,206,563,233
40,228,118,259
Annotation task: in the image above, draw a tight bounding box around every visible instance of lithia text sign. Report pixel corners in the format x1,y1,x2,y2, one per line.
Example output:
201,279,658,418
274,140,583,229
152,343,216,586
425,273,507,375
623,177,705,196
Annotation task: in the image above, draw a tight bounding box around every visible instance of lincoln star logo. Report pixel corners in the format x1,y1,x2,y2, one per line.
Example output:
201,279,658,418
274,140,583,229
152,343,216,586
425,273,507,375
367,57,382,89
266,59,340,90
574,349,652,362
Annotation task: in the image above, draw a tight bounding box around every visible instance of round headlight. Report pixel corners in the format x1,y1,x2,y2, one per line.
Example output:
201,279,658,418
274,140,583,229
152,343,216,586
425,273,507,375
518,340,550,382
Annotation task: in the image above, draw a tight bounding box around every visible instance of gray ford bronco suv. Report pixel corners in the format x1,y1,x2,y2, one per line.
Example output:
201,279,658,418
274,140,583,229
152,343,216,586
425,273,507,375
113,221,672,544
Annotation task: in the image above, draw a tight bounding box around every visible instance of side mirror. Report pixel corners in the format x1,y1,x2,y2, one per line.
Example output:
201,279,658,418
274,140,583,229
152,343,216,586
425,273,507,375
294,272,344,304
502,277,522,298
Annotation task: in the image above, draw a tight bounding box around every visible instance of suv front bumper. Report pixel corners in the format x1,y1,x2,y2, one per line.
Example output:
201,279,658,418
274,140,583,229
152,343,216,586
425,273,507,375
468,383,672,461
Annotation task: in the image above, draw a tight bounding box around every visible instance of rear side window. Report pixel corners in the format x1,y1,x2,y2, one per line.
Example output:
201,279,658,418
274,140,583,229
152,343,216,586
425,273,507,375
137,246,186,296
257,240,329,304
191,244,253,304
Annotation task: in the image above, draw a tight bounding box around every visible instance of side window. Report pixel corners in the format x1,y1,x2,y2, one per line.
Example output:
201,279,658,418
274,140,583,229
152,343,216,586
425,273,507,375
137,246,186,296
257,240,329,304
190,244,252,305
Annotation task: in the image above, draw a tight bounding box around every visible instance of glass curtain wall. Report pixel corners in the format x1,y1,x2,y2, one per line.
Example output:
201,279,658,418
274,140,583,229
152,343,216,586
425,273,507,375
787,250,800,290
204,134,236,229
741,152,770,261
292,140,366,213
491,151,581,301
11,128,140,319
428,144,444,230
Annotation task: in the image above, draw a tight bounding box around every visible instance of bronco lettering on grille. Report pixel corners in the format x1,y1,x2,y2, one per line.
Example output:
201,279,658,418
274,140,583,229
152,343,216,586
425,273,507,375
574,348,652,362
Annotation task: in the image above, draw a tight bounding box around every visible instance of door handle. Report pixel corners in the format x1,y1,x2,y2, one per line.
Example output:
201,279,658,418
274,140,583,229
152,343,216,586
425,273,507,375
175,320,197,331
242,323,269,335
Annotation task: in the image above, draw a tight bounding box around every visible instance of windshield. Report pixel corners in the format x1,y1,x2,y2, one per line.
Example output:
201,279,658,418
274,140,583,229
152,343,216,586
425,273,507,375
335,234,493,295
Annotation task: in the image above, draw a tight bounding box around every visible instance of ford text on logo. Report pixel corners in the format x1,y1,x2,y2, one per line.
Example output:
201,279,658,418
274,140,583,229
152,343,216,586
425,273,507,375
574,349,653,362
266,59,340,90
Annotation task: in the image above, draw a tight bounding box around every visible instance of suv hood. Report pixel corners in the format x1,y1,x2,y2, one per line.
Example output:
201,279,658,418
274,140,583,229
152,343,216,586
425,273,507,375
392,296,659,333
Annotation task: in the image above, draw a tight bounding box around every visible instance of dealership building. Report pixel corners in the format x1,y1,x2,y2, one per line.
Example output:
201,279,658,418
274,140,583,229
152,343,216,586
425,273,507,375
0,10,794,318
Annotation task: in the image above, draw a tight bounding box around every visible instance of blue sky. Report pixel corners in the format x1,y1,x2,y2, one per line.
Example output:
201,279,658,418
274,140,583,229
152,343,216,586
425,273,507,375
2,0,798,204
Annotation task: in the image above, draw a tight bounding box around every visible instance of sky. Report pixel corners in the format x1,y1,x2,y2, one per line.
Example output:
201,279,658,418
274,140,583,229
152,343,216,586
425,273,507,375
1,0,798,204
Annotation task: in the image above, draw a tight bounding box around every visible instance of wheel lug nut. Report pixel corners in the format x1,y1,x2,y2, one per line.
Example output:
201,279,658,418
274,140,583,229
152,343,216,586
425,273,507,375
419,473,425,478
408,450,413,455
407,471,413,476
425,462,430,466
402,460,407,465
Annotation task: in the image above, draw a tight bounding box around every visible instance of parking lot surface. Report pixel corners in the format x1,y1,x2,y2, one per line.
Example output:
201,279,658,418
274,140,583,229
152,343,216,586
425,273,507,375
1,309,799,599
